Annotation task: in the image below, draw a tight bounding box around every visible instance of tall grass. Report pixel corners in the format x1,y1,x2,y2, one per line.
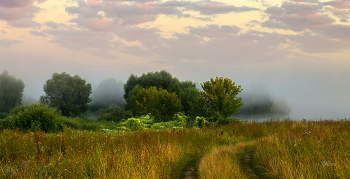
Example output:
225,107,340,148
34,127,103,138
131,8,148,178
251,119,350,178
1,118,348,178
0,125,253,179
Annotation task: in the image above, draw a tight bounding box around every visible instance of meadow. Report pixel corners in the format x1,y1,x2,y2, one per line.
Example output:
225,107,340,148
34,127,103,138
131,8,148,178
0,118,349,179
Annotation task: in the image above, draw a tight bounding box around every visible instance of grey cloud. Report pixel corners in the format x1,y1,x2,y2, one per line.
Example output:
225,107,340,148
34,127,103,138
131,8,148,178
340,18,349,22
66,1,184,26
246,20,260,27
30,30,47,37
287,32,350,53
42,29,119,51
193,16,213,21
323,0,350,8
121,45,153,57
6,18,41,28
321,24,350,40
88,50,118,60
261,19,292,30
264,1,335,31
0,39,22,48
189,3,260,15
290,0,319,3
44,21,69,29
332,9,350,18
66,0,101,19
188,24,241,38
1,29,6,34
0,1,42,28
116,27,161,47
0,0,33,8
0,5,40,21
153,28,287,65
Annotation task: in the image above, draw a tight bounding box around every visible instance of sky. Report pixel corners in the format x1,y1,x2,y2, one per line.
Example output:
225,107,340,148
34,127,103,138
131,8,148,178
1,0,350,119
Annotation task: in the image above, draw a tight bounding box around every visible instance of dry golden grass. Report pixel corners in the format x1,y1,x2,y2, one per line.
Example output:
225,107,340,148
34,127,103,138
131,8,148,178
198,137,272,179
252,119,350,179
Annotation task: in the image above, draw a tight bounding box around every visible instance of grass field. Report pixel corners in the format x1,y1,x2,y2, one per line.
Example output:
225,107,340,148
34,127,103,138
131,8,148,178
0,118,349,178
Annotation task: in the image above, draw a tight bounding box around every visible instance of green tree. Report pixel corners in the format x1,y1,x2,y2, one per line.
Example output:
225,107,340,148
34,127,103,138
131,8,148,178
90,78,125,112
40,72,92,116
124,70,200,115
136,86,182,122
200,77,243,121
178,81,201,115
124,85,143,116
123,71,180,109
0,71,25,113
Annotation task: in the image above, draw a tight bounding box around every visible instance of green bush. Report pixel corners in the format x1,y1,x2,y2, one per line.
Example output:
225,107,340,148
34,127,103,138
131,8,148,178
0,118,13,130
120,117,143,131
151,113,188,130
195,116,209,128
7,103,64,133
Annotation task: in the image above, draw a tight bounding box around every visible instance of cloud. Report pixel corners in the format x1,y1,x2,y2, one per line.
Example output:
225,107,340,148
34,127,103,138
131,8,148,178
188,24,241,38
340,18,349,22
287,32,350,53
153,26,288,65
0,39,22,48
0,0,33,8
1,29,6,34
186,2,260,15
263,1,336,31
323,0,350,9
246,20,260,27
88,50,118,59
30,30,47,37
43,21,69,29
120,45,153,57
0,0,44,28
332,9,350,18
321,24,350,40
291,0,319,3
41,28,121,51
66,0,185,26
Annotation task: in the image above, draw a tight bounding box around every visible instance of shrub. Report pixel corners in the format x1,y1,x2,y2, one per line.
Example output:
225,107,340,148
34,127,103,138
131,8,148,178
120,118,143,131
195,117,209,128
0,118,13,130
151,113,188,130
7,103,63,133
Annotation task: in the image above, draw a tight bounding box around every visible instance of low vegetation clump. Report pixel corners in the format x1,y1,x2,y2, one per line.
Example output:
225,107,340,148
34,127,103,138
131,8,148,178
5,103,64,133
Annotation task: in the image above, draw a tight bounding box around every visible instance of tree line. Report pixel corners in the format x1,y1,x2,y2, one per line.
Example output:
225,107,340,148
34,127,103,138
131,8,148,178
0,70,291,123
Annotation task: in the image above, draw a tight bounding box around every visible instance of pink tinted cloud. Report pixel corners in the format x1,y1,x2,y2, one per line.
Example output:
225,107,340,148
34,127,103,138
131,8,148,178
323,1,350,9
0,0,44,28
0,5,39,21
1,29,7,34
88,0,100,5
332,9,350,18
264,1,335,31
291,0,319,3
70,17,117,31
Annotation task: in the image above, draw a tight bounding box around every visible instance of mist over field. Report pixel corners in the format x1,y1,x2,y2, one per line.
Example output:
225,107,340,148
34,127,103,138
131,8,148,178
1,0,350,120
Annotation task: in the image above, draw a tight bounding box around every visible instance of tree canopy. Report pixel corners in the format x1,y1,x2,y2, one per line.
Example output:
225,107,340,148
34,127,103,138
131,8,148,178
200,77,243,121
136,86,182,122
40,72,92,116
0,71,25,113
124,70,200,115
